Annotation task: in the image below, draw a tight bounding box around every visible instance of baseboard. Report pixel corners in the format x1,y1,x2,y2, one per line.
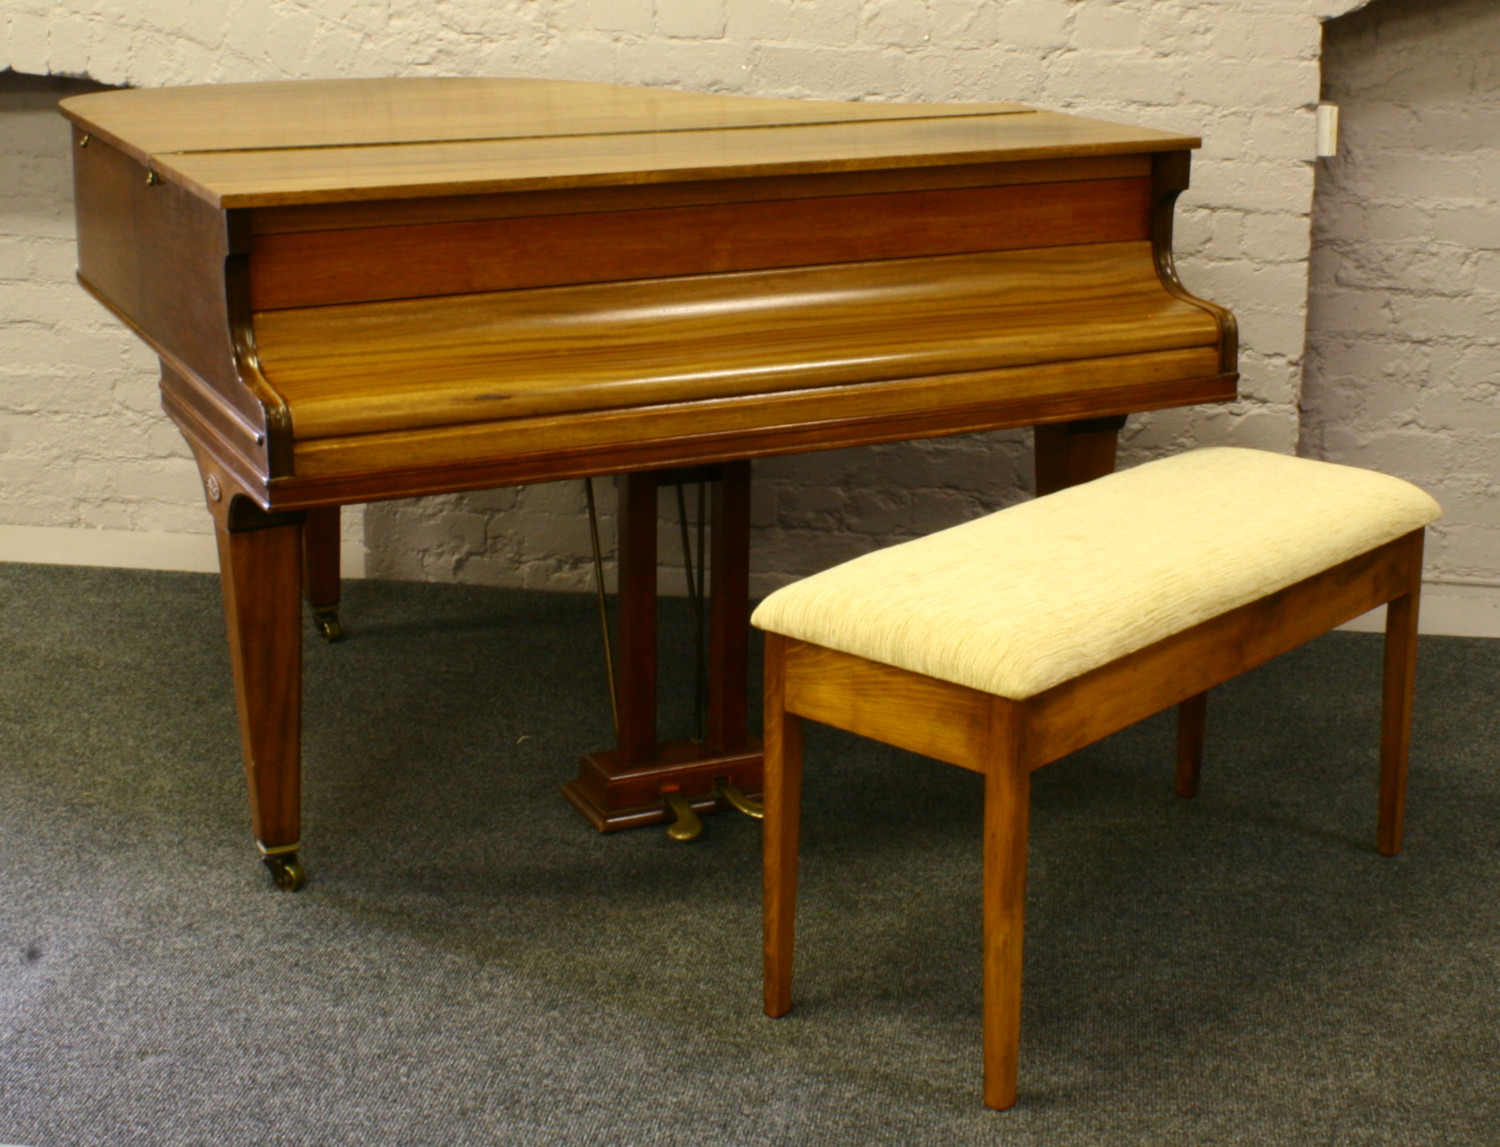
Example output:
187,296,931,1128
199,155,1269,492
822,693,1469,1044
1340,582,1500,639
0,524,366,578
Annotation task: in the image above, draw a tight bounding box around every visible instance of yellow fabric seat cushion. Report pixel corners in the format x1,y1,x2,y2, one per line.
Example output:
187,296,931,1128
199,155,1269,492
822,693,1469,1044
751,448,1442,701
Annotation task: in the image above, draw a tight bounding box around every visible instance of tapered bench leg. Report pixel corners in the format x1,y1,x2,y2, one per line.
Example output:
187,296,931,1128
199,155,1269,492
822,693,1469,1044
1378,589,1421,857
982,699,1030,1111
1176,690,1208,799
763,633,804,1018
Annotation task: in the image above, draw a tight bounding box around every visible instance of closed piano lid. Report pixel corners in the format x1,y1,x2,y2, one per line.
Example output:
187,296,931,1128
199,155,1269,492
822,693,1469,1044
59,77,1199,209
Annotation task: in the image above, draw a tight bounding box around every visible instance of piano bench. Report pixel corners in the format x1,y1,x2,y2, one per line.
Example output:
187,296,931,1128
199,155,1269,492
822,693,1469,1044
750,446,1441,1110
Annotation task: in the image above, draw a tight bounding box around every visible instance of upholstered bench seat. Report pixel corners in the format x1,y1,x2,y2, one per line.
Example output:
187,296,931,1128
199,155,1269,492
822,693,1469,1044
752,447,1441,1110
753,447,1441,700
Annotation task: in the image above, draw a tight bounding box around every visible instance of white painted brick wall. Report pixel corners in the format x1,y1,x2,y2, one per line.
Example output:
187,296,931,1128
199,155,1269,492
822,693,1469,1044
19,0,1486,604
1302,0,1500,591
0,75,206,535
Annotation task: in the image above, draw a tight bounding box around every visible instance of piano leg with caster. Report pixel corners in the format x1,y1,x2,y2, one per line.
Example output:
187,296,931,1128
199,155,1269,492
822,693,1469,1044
303,505,343,642
563,462,762,833
1033,415,1128,496
211,499,308,891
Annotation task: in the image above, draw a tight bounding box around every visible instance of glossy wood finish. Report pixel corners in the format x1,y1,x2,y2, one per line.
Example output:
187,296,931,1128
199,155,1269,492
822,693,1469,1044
762,632,803,1020
77,98,1194,210
706,461,752,754
782,640,992,770
981,698,1030,1113
71,130,274,451
616,472,660,766
213,504,305,854
1033,415,1128,496
249,155,1153,235
565,739,765,832
761,529,1427,1109
1024,532,1425,772
301,506,341,619
253,242,1204,440
249,177,1151,310
61,78,1029,168
64,78,1236,858
282,353,1227,502
161,113,1188,209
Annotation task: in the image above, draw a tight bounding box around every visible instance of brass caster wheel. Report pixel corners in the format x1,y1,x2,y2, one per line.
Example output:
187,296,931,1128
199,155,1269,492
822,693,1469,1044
263,853,307,891
312,609,343,642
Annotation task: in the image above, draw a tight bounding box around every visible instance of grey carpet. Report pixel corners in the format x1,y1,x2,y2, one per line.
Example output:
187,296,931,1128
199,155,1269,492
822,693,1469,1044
1,562,1497,1146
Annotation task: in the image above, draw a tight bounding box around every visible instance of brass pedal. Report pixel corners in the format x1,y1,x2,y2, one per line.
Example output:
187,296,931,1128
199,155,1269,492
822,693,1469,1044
662,787,703,842
714,779,764,820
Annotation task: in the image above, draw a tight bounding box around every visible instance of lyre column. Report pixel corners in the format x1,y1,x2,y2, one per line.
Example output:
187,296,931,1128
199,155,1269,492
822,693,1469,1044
615,470,661,766
706,460,752,754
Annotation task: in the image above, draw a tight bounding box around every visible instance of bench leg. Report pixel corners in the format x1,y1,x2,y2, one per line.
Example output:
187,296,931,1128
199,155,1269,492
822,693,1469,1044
763,633,804,1018
1176,691,1207,798
982,699,1030,1111
1378,589,1421,856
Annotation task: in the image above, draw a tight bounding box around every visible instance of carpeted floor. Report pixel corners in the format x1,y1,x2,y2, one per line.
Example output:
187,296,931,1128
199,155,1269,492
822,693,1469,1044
1,562,1497,1145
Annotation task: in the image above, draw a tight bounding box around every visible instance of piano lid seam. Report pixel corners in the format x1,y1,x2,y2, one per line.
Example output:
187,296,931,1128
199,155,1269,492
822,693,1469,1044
144,109,1047,160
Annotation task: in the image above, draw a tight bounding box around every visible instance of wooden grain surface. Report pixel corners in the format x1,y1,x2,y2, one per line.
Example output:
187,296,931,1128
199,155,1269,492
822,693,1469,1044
981,696,1030,1111
248,175,1152,310
213,510,304,851
247,155,1153,235
255,242,1219,440
1023,531,1426,772
59,77,1030,161
783,640,992,771
762,631,804,1020
166,112,1194,208
58,79,1194,210
284,359,1229,498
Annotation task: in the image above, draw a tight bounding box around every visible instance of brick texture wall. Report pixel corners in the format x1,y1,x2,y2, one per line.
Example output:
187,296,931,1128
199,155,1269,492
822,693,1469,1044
0,73,190,534
1303,0,1500,593
16,0,1481,605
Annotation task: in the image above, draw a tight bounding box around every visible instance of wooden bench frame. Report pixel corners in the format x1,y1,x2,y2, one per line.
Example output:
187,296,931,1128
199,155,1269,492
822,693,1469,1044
761,527,1425,1110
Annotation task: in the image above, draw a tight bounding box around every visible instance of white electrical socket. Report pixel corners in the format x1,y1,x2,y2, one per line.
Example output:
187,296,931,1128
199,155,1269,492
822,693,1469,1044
1316,103,1340,158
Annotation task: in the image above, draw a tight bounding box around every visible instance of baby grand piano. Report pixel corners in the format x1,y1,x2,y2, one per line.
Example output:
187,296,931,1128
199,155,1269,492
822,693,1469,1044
60,78,1235,889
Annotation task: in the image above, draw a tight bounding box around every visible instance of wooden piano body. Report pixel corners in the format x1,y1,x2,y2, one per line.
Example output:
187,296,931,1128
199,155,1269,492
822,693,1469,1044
60,78,1236,887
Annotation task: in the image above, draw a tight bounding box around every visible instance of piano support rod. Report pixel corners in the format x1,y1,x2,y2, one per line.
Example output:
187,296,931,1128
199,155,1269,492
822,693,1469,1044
584,478,620,740
696,481,707,734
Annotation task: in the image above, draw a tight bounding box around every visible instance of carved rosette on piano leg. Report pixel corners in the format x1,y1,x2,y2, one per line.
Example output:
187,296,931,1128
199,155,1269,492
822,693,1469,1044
62,78,1236,886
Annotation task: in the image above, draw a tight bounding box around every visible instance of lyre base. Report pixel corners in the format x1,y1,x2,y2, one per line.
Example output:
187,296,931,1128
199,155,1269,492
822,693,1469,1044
563,738,763,832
